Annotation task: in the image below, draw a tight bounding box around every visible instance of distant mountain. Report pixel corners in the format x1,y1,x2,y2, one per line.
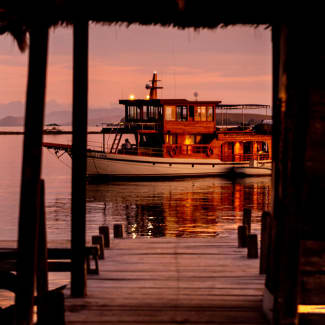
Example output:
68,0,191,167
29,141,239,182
0,101,25,119
0,100,124,126
0,115,24,126
45,107,124,125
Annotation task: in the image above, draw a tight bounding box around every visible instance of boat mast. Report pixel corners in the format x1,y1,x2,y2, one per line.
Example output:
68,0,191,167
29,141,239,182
146,71,163,99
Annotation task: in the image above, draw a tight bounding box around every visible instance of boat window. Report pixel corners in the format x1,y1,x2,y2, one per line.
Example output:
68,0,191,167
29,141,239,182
127,105,141,120
244,141,253,154
143,106,148,120
195,135,202,143
257,141,269,153
147,106,160,120
194,106,207,121
137,106,141,120
165,106,176,120
176,106,188,121
184,135,195,144
128,106,136,120
189,105,194,118
207,106,214,121
165,134,177,144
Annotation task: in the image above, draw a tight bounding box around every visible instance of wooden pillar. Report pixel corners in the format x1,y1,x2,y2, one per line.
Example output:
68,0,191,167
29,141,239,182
15,26,49,325
37,179,49,323
271,22,325,324
71,20,89,297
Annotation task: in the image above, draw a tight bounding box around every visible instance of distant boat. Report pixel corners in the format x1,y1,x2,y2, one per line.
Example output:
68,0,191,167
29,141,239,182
43,123,63,134
43,72,272,179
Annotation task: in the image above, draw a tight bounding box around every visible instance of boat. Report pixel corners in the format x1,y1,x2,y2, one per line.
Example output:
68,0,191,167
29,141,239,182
43,123,64,134
43,72,272,179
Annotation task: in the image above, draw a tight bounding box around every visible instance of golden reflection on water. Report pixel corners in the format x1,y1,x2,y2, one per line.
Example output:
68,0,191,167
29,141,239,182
86,176,272,238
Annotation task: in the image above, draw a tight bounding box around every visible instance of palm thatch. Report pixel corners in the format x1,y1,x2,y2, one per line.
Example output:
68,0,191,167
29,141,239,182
0,0,310,52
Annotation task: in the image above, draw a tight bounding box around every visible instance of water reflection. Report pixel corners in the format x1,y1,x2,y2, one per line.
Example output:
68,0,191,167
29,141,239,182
86,177,271,238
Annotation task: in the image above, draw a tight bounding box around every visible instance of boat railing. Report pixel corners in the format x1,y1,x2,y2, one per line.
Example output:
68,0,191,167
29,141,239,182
88,141,271,161
163,144,270,161
124,122,162,132
220,153,270,162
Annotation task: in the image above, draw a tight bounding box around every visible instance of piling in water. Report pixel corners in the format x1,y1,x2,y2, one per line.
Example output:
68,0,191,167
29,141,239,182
114,224,123,239
92,235,105,260
99,226,110,248
247,234,258,259
238,225,248,248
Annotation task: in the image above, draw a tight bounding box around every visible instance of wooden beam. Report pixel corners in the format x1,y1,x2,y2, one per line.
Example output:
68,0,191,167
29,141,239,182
15,27,49,325
271,21,325,324
272,23,301,325
71,20,89,297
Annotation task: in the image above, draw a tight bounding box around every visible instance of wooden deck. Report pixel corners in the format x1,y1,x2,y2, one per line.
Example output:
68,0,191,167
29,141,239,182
64,231,268,325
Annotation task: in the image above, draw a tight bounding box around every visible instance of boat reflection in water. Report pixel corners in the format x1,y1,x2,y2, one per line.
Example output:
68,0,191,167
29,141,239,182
86,176,271,238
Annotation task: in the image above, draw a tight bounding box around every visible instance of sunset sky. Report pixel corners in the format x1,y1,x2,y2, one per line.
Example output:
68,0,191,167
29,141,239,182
0,24,272,112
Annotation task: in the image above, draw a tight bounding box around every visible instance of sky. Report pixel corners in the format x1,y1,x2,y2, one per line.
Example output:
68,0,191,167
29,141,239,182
0,24,272,112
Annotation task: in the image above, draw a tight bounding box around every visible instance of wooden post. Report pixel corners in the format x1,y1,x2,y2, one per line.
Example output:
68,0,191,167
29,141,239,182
102,132,105,152
71,20,89,298
92,235,105,260
237,225,248,248
270,22,325,324
38,290,65,325
37,179,49,324
114,224,123,239
260,211,271,274
15,26,49,325
99,226,110,248
247,234,258,259
243,208,251,234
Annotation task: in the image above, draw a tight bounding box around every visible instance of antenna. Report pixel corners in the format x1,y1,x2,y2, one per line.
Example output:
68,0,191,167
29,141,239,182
146,72,163,99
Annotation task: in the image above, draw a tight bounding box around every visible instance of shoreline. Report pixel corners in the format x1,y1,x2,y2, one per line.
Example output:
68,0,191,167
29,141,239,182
0,131,102,135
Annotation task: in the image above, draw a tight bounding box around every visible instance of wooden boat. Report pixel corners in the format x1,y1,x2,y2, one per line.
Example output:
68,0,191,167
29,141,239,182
43,73,272,179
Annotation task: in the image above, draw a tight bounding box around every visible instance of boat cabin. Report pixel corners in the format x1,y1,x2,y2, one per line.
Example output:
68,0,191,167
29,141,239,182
102,73,272,162
115,98,272,162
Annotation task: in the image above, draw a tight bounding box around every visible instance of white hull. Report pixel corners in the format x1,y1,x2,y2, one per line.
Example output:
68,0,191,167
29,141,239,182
87,151,272,178
230,166,272,176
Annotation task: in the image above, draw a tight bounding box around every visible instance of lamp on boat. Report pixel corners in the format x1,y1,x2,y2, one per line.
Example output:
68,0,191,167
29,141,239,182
129,94,135,100
146,95,150,100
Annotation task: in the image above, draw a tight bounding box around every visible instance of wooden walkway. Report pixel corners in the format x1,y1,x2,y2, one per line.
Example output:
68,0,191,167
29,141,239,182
64,231,268,325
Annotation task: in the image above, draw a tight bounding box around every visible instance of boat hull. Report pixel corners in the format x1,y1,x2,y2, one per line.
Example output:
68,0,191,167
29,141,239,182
229,166,272,177
87,151,272,178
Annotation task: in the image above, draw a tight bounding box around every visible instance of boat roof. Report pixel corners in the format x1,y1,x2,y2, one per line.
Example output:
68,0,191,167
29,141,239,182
119,100,270,110
119,99,222,106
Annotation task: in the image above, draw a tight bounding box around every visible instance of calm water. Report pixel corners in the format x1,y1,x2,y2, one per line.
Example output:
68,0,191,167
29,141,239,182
0,129,272,242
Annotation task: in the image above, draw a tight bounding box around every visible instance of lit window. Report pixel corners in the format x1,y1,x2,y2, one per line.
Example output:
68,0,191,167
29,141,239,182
165,106,176,120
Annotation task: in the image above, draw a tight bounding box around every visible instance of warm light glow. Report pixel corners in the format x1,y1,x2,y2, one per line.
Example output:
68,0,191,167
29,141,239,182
129,94,135,100
146,95,150,100
184,135,195,145
298,305,325,314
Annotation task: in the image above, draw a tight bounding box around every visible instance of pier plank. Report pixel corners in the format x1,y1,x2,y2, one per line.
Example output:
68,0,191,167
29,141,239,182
64,234,268,325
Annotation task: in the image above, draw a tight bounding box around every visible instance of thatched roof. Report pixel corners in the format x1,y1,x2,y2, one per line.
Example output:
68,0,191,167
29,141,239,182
0,0,308,51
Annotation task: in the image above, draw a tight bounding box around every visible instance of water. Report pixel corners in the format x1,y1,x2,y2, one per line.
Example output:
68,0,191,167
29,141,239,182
0,129,272,241
0,130,271,307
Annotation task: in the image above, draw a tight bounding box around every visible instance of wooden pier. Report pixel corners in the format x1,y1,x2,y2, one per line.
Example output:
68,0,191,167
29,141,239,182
64,230,267,325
